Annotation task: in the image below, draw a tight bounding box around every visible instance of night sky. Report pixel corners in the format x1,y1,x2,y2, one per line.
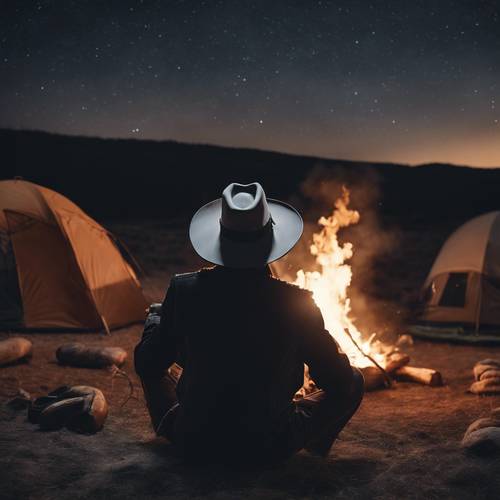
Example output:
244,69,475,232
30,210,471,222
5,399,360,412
1,1,499,167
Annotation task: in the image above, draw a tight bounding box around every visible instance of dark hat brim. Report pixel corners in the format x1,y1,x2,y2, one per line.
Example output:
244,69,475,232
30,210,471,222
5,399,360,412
189,198,303,268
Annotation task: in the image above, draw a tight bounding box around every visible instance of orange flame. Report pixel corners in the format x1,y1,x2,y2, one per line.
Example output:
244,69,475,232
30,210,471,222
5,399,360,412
293,186,384,368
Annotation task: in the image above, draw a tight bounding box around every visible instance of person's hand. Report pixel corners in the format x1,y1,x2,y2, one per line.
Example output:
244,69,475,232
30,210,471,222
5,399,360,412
144,303,162,330
147,303,162,315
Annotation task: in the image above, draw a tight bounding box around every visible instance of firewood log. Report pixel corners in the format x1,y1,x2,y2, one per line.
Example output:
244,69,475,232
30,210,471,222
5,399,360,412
360,366,386,391
0,337,33,366
384,353,410,374
394,366,443,386
56,343,127,368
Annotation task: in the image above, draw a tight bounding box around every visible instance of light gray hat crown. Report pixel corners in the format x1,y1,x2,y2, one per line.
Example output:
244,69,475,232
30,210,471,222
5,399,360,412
221,183,271,233
189,181,303,268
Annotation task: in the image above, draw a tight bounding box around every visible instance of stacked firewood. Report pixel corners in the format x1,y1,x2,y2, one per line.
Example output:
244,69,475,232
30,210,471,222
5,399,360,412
296,345,443,398
361,350,443,391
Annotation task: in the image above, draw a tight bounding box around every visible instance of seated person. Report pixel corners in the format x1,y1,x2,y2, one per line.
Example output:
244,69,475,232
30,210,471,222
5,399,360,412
135,182,364,463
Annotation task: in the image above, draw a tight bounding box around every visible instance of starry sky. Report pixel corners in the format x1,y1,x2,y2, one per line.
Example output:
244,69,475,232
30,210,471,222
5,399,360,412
1,1,499,167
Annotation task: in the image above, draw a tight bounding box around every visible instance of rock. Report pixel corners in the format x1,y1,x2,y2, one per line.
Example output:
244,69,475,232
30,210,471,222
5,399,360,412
360,366,386,391
464,417,500,438
478,369,500,380
473,359,500,381
469,378,500,395
477,358,500,368
0,337,33,366
461,427,500,456
491,407,500,419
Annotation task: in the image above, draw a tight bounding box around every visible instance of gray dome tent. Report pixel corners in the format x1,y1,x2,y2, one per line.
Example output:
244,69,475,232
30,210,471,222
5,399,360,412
410,211,500,342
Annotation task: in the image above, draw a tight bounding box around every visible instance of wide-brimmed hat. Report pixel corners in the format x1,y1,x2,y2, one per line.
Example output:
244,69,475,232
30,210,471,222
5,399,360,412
189,182,303,268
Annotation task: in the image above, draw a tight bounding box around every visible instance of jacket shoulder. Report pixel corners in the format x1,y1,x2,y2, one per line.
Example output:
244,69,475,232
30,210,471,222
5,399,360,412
268,277,321,332
172,267,216,287
269,275,314,299
173,271,199,281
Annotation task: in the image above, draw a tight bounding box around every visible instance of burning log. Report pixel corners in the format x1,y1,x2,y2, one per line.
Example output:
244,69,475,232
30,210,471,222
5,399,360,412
384,352,410,374
396,334,414,348
360,366,387,391
283,188,440,393
394,366,443,386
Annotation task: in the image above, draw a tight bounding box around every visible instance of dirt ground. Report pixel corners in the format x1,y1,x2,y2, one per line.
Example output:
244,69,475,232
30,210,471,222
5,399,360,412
1,220,500,500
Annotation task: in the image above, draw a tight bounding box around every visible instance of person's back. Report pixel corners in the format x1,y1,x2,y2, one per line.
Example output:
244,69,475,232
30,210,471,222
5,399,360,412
135,182,364,463
172,267,310,456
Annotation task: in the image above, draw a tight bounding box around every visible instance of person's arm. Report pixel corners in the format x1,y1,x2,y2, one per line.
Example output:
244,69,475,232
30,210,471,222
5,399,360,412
299,292,354,397
134,277,180,379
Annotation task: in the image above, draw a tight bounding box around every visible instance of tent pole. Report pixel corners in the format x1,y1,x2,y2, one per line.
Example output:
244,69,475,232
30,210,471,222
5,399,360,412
110,234,146,277
474,275,483,335
100,315,111,335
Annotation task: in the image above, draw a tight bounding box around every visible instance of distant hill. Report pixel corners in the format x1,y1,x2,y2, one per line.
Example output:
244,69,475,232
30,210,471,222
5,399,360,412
2,129,499,223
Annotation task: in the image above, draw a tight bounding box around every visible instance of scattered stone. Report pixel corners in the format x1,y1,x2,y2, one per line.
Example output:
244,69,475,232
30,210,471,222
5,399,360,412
490,407,500,419
469,359,500,393
464,417,500,438
478,369,500,380
461,427,500,456
477,359,500,368
56,343,127,368
473,359,500,381
0,337,33,366
469,378,500,395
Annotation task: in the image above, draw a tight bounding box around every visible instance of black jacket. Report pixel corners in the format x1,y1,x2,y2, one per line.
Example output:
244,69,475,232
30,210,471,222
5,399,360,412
134,266,353,454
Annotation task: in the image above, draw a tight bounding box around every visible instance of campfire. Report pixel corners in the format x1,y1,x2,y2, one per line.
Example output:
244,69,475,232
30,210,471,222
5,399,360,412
287,187,442,392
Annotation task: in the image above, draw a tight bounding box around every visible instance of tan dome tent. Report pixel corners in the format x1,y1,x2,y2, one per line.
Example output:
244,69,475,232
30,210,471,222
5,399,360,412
410,211,500,343
0,180,147,332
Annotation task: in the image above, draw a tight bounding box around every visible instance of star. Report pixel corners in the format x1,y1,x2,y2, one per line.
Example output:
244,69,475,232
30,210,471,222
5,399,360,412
0,1,498,166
